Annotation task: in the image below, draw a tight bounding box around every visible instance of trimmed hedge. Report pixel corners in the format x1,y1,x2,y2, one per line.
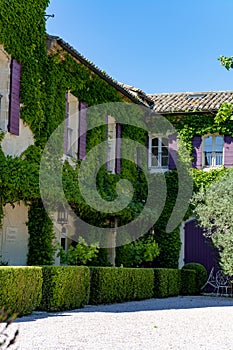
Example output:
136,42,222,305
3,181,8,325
154,268,181,298
181,263,207,294
0,266,42,315
180,269,197,295
40,266,90,311
0,265,202,315
89,267,154,304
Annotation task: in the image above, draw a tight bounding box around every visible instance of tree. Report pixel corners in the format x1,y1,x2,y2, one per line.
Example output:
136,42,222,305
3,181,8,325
218,56,233,71
192,168,233,275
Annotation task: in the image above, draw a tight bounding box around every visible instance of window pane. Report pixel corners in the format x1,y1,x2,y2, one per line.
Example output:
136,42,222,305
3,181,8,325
215,152,223,165
152,138,158,146
162,156,168,167
152,147,158,156
204,136,212,152
151,156,158,166
162,137,168,147
215,136,223,152
204,152,212,166
162,146,168,156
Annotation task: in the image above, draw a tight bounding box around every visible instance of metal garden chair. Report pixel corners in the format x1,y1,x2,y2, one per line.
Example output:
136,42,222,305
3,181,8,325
201,267,217,293
215,270,231,296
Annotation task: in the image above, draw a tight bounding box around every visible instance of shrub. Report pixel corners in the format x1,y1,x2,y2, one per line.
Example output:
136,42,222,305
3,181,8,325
58,236,99,265
180,269,197,295
153,228,181,269
181,263,207,294
154,268,181,298
115,236,160,268
89,267,154,304
40,266,90,311
0,267,42,316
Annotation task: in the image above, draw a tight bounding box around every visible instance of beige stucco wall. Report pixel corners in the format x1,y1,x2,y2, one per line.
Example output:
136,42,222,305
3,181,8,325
1,119,34,157
0,202,29,265
0,45,11,132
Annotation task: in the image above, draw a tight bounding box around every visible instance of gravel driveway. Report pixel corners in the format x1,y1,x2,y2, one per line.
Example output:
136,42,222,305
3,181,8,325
9,296,233,350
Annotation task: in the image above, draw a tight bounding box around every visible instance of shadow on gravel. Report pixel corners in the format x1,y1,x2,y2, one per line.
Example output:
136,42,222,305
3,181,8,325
15,295,233,323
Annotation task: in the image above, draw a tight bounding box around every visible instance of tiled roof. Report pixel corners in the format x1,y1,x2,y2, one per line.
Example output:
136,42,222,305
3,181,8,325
148,91,233,113
118,83,154,106
46,35,150,107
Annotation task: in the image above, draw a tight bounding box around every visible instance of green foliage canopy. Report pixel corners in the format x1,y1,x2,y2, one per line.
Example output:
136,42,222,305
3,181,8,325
193,168,233,275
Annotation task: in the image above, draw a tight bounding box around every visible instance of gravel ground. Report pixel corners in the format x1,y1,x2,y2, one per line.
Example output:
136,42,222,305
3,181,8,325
6,295,233,350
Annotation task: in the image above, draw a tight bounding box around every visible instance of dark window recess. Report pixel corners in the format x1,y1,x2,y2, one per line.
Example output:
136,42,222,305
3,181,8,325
115,123,121,174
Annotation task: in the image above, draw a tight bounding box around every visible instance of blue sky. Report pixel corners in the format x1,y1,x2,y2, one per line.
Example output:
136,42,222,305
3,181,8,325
46,0,233,94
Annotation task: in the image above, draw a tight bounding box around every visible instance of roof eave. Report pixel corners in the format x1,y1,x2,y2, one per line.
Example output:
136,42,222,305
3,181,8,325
48,35,148,107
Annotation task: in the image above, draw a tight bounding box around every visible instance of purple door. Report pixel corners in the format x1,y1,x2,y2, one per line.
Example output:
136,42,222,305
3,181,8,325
184,219,219,274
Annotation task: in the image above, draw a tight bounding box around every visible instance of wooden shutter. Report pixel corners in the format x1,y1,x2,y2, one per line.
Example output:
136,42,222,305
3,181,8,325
64,92,69,154
8,59,21,135
115,123,121,174
224,136,233,167
168,133,177,169
192,136,202,169
146,134,149,168
78,101,87,160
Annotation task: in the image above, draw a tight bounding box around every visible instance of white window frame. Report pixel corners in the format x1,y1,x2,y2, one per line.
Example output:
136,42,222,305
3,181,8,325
148,134,169,171
66,92,79,159
202,135,224,168
106,115,116,174
0,46,11,132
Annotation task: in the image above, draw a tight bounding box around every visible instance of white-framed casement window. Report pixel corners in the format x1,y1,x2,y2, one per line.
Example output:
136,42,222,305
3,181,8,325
0,46,11,132
65,92,79,158
149,135,169,169
106,115,117,173
202,135,224,167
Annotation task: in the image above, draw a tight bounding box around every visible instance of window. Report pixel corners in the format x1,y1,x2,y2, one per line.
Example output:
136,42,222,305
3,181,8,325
149,136,169,169
106,115,117,173
65,92,79,158
105,116,121,174
203,135,224,167
64,93,87,161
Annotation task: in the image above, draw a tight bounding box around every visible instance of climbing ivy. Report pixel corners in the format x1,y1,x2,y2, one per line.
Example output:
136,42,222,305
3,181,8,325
0,0,150,265
0,0,231,267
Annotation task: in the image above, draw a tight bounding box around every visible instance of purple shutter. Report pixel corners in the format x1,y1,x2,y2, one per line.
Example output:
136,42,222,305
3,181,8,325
64,92,69,154
224,136,233,167
8,59,21,135
168,133,178,169
106,115,109,168
192,136,202,169
115,123,121,174
78,101,87,160
146,134,149,168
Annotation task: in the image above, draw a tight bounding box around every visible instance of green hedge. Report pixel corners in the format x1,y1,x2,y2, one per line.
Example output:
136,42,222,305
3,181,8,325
154,268,181,298
0,266,42,315
89,267,154,304
180,269,197,295
0,266,201,315
181,263,207,294
40,266,90,311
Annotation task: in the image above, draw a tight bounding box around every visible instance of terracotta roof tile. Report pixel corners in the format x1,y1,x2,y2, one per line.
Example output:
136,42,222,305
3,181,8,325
148,91,233,113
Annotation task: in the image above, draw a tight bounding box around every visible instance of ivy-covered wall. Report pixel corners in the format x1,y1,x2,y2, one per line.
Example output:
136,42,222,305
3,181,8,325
0,0,230,268
0,0,150,265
